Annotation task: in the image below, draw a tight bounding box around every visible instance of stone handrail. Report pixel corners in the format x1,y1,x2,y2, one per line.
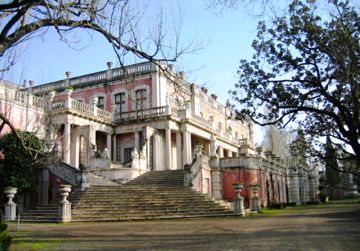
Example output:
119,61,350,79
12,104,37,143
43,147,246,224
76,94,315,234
184,145,206,187
48,161,84,187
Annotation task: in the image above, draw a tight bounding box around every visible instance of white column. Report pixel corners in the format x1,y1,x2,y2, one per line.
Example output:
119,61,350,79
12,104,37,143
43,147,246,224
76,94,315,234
70,134,79,168
89,126,96,149
228,151,233,158
165,127,172,170
183,131,192,165
176,132,182,169
63,123,71,164
153,135,158,171
112,135,117,161
134,130,140,152
107,133,112,159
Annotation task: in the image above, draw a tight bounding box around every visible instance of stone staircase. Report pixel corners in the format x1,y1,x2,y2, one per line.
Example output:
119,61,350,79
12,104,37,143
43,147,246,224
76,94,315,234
19,203,58,222
20,170,234,222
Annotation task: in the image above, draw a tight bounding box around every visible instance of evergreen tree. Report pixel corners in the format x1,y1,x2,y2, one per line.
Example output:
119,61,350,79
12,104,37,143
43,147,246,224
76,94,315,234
0,131,42,193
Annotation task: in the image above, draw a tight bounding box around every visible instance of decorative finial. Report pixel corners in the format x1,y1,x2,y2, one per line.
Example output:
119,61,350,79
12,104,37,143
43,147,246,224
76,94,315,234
65,71,71,79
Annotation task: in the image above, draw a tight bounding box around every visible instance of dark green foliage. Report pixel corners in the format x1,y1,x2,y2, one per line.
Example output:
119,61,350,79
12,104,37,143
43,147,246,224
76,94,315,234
0,232,12,251
0,131,42,193
0,211,11,251
0,224,6,233
270,203,286,209
230,0,360,169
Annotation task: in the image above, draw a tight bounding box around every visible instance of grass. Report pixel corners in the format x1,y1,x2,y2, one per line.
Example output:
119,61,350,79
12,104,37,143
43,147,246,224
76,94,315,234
256,197,360,216
9,231,61,251
7,197,360,250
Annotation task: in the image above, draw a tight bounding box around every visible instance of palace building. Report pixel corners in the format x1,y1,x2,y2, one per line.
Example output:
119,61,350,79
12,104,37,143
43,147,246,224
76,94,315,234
0,62,320,221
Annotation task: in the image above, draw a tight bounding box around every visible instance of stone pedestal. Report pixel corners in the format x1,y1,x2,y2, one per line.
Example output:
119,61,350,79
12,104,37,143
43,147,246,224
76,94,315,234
211,168,222,199
250,184,260,212
58,185,72,223
4,187,17,221
233,183,245,216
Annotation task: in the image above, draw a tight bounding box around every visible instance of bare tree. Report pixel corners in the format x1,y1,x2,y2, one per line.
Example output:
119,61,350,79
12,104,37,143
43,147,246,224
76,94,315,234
0,0,199,157
0,0,195,65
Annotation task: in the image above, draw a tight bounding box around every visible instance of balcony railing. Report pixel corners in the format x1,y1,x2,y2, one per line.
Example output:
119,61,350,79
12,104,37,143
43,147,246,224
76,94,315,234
115,106,167,123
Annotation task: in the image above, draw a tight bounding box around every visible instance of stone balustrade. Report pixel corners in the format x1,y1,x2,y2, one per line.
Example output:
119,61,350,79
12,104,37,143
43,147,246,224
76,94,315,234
31,62,156,94
218,156,286,175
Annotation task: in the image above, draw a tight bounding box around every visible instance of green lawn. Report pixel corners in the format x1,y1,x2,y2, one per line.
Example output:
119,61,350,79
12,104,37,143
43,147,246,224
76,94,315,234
257,197,360,216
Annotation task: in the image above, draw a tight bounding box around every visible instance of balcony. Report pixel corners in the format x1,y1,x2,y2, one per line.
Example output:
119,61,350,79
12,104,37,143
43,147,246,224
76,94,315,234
115,106,168,123
51,97,113,123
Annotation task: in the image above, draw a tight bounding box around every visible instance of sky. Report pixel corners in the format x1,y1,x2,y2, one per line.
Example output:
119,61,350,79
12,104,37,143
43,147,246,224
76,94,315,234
1,0,261,104
0,0,292,144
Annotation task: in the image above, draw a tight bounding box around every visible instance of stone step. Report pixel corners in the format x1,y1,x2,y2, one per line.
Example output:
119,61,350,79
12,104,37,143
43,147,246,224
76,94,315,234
72,205,227,211
23,169,233,222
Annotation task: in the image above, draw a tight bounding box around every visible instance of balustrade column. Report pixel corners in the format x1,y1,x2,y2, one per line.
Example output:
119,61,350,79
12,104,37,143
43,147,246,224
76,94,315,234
176,132,182,169
165,127,172,170
218,147,224,158
63,123,71,164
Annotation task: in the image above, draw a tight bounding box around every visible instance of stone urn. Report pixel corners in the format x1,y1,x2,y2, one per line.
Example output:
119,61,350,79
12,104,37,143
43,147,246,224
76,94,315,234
4,187,17,221
250,184,260,212
4,187,17,204
58,185,72,203
232,183,245,216
232,182,243,193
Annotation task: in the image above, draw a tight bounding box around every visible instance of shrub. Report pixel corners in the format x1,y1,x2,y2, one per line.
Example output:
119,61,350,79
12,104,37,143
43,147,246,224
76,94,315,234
0,211,12,251
0,232,12,251
0,224,7,233
270,203,286,209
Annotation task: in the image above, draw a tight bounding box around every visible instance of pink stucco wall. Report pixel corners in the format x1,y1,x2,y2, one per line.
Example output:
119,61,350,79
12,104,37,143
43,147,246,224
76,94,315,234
69,77,152,112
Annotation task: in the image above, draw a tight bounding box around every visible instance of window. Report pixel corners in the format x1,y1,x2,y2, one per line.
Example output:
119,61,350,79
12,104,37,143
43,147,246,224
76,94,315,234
97,96,105,110
124,148,133,163
135,89,146,110
115,93,126,113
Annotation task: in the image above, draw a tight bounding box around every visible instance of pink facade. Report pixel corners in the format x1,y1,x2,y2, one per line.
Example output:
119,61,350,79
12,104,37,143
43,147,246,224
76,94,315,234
222,167,287,207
